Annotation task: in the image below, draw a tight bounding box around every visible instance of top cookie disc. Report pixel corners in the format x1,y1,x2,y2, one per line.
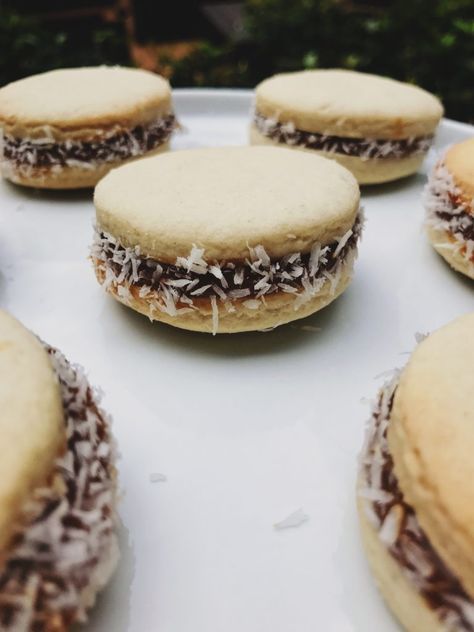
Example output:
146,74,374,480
255,69,443,139
0,66,172,132
94,145,360,262
0,311,63,552
389,312,474,598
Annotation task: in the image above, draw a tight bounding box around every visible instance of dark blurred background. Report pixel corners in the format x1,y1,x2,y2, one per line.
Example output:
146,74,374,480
1,0,473,122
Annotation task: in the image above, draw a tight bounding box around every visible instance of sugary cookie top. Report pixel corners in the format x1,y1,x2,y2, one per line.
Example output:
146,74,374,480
389,312,474,598
445,138,474,204
255,69,443,139
0,311,64,553
94,145,360,261
0,66,172,131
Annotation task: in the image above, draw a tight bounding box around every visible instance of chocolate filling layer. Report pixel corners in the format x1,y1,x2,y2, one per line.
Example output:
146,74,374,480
360,376,474,630
436,208,474,242
2,114,176,170
0,344,118,630
254,112,433,160
92,213,363,308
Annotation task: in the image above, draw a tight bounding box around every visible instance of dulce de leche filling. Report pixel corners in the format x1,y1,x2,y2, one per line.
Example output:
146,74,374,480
91,211,363,325
1,114,176,173
0,344,118,630
254,112,433,161
360,375,474,630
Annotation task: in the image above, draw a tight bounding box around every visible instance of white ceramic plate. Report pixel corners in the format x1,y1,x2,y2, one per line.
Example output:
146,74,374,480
0,90,472,632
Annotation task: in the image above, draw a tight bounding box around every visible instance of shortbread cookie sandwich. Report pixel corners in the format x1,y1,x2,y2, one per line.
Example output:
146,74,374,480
251,69,443,184
358,313,474,631
92,146,363,334
0,310,119,630
424,138,474,279
0,66,175,189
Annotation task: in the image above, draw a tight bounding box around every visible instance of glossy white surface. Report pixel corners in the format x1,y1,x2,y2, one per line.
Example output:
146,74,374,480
0,90,472,632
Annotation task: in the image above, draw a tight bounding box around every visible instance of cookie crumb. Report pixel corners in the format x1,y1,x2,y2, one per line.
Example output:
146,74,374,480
149,473,167,483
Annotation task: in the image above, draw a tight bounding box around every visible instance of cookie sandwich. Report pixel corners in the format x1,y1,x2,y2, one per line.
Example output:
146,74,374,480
251,69,443,184
424,138,474,279
358,313,474,631
0,66,175,189
0,310,118,630
92,145,363,334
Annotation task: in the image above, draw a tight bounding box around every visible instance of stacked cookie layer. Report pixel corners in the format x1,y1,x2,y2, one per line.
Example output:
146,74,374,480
251,69,443,184
359,313,474,631
92,145,363,334
424,138,474,279
0,67,175,189
0,311,118,630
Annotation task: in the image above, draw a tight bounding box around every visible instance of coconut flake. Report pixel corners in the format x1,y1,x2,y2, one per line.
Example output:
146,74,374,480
210,295,219,335
379,504,403,546
212,284,227,301
228,288,251,299
233,268,245,285
414,331,428,343
176,245,208,274
209,264,224,279
273,508,310,530
243,299,261,310
333,228,353,257
190,284,212,296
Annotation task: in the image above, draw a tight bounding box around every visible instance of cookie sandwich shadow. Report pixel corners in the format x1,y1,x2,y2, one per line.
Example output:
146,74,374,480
4,179,94,203
105,289,351,359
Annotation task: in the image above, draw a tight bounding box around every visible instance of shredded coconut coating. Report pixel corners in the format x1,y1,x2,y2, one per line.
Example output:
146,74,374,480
91,211,363,334
1,114,176,177
424,162,474,270
360,375,474,631
254,112,433,161
0,344,119,631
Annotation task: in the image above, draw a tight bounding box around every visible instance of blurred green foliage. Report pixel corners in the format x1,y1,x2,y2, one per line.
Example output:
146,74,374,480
167,0,474,122
0,9,129,86
1,2,473,122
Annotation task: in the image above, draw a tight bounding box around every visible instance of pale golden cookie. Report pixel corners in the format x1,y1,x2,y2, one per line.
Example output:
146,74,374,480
0,66,175,189
92,145,363,334
251,69,443,184
0,310,119,630
389,313,474,598
424,139,474,280
358,313,474,631
0,311,63,552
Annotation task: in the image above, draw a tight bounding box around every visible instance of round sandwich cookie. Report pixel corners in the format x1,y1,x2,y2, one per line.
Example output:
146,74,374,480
0,66,175,189
358,313,474,631
0,310,119,630
92,145,363,334
424,138,474,280
251,69,443,184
